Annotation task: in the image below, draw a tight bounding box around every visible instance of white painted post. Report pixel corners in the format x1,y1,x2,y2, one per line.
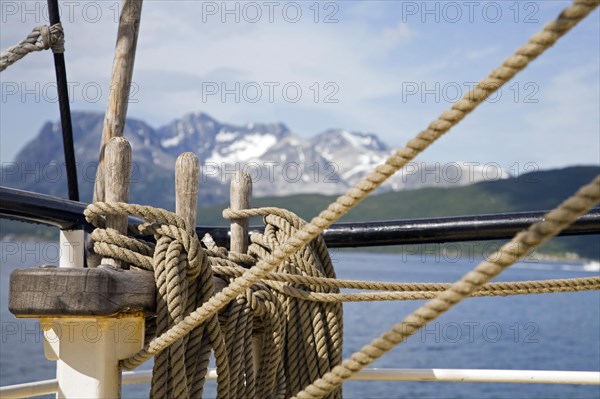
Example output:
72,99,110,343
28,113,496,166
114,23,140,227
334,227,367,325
45,137,141,398
53,215,86,397
42,315,144,398
59,229,84,268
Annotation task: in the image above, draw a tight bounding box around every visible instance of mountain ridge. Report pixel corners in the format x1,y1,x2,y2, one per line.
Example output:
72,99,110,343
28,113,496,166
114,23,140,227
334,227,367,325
1,110,514,207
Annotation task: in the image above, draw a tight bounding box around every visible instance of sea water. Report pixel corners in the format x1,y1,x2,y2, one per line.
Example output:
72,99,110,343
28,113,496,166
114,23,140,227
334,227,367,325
1,245,599,399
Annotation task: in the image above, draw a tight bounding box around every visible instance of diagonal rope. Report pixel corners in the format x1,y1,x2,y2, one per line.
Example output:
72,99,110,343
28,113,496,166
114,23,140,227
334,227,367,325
293,175,600,398
121,0,599,370
264,276,600,302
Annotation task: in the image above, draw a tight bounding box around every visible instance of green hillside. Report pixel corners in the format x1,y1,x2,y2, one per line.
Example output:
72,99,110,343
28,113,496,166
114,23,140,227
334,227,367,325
196,166,600,259
197,166,598,221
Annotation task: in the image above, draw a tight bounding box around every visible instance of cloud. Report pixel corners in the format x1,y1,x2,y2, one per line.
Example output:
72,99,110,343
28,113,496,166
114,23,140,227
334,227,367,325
521,63,600,166
381,21,415,48
1,0,598,169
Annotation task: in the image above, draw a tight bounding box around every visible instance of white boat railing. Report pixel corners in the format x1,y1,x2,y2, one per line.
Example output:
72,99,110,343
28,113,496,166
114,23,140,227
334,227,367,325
2,368,599,399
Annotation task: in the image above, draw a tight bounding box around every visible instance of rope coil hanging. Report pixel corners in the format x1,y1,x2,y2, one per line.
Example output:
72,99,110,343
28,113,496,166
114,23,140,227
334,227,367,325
242,208,343,399
0,23,64,72
85,203,344,398
86,203,231,398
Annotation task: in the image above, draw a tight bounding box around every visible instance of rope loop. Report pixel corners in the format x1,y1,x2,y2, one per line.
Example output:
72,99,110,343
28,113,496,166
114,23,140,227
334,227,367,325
86,202,203,278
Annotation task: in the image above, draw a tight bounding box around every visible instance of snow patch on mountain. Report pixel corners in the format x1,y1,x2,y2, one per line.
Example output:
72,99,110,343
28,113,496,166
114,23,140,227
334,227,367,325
208,133,277,163
340,131,378,150
215,130,238,142
161,134,183,148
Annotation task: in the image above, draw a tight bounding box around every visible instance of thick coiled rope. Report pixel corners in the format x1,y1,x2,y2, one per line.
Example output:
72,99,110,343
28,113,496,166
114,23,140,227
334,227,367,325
85,203,231,398
205,208,344,398
0,24,64,72
85,203,344,398
117,0,600,373
242,208,343,399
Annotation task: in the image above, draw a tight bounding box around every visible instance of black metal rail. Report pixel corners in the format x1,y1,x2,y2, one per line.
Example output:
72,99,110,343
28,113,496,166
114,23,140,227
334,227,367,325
2,187,599,248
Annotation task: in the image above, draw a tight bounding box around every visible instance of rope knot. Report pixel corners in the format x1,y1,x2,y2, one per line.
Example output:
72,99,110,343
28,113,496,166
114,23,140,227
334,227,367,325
47,23,65,53
37,23,64,53
84,202,232,396
1,23,64,72
84,202,203,276
39,26,51,50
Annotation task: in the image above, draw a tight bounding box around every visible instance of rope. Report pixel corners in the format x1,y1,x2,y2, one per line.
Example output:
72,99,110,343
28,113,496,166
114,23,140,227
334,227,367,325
114,0,599,372
206,212,343,398
246,210,343,398
0,24,64,72
293,175,600,398
213,264,600,299
85,203,344,398
263,276,600,302
85,203,231,398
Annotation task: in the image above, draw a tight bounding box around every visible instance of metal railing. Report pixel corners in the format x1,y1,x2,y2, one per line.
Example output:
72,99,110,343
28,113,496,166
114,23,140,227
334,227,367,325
2,368,599,398
2,186,600,248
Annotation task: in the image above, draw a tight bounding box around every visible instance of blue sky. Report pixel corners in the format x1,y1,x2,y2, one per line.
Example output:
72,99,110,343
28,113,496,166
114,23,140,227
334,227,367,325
1,1,599,172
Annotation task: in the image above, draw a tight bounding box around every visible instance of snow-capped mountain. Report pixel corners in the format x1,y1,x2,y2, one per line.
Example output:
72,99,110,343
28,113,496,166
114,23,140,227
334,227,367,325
1,111,507,208
310,129,388,186
157,112,291,163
